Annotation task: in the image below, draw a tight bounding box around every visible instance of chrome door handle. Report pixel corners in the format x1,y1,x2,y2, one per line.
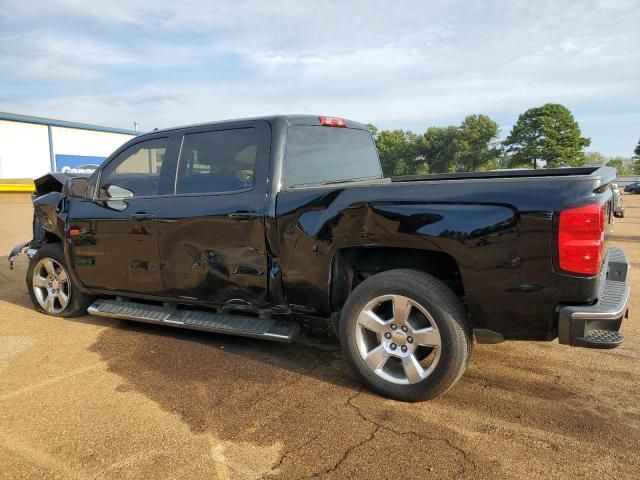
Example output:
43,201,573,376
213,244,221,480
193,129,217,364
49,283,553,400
227,212,261,220
131,213,155,221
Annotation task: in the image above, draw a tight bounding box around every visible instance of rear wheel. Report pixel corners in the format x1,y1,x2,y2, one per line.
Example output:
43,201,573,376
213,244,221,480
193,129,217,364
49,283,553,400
339,269,471,401
27,243,93,317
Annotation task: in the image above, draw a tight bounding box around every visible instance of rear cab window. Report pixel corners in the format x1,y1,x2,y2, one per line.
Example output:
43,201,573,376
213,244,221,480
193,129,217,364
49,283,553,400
283,126,382,188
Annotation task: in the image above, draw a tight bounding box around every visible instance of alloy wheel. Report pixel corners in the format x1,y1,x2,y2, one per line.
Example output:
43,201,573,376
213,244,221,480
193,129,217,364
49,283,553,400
32,258,71,314
354,294,442,385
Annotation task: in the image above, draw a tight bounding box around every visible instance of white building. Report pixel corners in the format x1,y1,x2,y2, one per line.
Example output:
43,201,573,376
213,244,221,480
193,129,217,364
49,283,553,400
0,112,139,180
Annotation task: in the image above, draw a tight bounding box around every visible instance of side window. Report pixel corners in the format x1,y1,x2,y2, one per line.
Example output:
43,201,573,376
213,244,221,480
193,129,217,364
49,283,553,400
98,138,167,199
175,128,257,195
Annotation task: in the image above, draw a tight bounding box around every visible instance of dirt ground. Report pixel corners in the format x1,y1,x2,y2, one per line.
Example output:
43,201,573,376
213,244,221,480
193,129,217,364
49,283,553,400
0,193,638,480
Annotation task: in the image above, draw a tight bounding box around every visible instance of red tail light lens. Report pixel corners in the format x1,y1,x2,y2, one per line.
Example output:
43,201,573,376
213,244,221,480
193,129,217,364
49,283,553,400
319,116,347,127
558,203,605,275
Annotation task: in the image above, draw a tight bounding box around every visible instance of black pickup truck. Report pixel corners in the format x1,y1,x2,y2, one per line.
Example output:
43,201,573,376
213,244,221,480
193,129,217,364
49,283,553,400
9,115,631,401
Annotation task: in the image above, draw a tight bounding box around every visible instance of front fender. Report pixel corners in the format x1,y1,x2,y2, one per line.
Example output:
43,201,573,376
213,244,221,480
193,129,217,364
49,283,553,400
33,191,66,239
8,241,37,269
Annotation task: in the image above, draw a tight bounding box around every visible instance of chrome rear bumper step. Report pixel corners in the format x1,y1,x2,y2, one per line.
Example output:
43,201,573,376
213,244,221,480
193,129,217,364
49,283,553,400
88,299,300,343
558,247,630,349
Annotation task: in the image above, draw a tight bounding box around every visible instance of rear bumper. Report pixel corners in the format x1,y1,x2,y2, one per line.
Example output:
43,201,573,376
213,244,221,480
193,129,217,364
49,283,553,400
558,247,630,349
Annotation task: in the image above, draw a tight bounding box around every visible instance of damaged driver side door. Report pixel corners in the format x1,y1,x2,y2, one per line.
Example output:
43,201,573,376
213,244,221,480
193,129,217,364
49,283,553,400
67,134,177,294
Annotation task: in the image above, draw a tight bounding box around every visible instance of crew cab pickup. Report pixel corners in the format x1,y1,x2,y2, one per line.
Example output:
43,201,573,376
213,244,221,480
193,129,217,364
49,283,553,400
9,115,631,401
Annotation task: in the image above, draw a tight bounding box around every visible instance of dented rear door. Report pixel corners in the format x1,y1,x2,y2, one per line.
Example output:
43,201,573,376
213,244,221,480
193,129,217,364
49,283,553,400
155,120,270,307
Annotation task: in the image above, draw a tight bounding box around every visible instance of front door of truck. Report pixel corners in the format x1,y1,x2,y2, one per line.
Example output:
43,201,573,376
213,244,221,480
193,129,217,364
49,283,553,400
67,135,177,294
155,121,270,306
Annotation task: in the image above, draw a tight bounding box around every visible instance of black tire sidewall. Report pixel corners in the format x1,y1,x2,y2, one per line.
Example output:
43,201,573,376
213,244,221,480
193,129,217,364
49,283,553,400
26,243,91,318
339,270,469,402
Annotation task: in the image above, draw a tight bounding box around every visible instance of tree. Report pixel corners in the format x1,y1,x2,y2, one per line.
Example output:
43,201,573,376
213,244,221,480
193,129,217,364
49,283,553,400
633,138,640,174
606,156,635,176
366,124,379,140
585,152,635,175
584,151,608,167
419,126,462,173
503,103,591,169
457,114,502,172
374,129,427,177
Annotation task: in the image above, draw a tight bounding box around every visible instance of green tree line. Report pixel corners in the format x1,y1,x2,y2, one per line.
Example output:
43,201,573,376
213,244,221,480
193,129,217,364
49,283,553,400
369,103,640,177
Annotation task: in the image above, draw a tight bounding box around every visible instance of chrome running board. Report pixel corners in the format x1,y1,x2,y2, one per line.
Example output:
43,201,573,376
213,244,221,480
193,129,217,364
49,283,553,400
88,299,300,343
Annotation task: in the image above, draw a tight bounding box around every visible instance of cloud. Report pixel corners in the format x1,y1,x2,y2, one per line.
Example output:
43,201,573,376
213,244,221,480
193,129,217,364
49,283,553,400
0,32,137,81
1,0,639,155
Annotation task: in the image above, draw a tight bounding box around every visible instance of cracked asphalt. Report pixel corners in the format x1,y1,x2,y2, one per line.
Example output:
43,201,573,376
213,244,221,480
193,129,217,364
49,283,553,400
0,193,639,479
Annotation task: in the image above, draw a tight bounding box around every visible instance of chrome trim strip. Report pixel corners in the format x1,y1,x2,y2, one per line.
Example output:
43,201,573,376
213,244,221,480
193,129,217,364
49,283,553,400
571,285,630,320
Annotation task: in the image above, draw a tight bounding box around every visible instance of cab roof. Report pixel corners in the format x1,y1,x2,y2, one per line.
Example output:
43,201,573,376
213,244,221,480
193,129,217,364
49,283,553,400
143,115,369,136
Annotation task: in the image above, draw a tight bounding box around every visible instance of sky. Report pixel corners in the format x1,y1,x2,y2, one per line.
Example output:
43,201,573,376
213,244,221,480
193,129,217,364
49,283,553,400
1,0,638,157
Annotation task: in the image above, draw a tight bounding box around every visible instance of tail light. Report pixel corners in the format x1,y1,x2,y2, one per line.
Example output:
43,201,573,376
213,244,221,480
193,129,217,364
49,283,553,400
558,203,605,275
319,116,347,127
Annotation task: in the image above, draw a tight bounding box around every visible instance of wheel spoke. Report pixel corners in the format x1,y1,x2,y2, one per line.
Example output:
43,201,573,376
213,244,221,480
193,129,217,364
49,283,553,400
412,327,441,348
58,290,69,308
364,345,389,371
43,294,55,312
57,269,68,282
392,295,412,324
33,275,49,288
357,308,387,333
402,354,424,383
44,259,56,276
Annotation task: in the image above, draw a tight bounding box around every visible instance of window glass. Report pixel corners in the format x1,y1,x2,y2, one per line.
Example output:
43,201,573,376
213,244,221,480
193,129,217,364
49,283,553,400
175,128,257,194
283,126,381,188
98,138,167,199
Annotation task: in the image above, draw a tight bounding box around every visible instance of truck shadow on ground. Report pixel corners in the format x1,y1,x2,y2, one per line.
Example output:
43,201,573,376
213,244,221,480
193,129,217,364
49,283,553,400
87,319,497,479
85,318,639,479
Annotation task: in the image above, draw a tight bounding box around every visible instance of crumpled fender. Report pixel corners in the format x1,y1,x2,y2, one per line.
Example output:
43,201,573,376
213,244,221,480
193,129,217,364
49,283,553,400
7,172,83,269
8,241,38,269
33,191,66,238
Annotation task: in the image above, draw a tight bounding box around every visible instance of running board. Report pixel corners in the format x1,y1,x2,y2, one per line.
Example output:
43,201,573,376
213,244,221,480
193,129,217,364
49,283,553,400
87,299,300,343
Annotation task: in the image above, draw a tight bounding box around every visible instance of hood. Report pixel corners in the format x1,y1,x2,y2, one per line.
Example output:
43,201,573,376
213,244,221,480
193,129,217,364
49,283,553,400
33,172,89,197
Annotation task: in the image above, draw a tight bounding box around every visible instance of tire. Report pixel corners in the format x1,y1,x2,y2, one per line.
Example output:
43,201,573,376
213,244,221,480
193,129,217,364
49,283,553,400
339,269,471,402
26,243,93,317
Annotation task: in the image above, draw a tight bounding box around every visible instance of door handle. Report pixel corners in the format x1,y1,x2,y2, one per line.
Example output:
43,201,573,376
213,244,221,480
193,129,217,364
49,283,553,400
227,212,261,221
131,213,155,221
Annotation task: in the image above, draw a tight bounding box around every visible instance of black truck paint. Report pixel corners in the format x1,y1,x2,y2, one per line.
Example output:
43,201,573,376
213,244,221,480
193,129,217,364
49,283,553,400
9,115,631,399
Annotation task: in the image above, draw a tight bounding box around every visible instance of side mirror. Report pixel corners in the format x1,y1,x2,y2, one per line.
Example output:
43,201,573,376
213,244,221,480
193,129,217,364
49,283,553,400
106,184,134,199
62,177,89,198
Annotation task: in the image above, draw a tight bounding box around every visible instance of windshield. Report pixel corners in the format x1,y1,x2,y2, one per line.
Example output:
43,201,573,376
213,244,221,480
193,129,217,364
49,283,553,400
283,126,382,188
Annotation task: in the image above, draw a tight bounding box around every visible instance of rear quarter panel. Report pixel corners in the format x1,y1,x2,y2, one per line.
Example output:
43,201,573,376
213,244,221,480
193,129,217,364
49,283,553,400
275,176,610,340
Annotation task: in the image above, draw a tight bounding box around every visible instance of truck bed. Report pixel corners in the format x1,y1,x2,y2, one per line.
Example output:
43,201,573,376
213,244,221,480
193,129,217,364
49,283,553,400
391,167,607,182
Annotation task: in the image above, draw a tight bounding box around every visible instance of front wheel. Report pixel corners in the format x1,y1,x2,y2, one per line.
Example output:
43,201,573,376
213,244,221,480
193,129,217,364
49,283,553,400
339,269,471,402
26,243,93,317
